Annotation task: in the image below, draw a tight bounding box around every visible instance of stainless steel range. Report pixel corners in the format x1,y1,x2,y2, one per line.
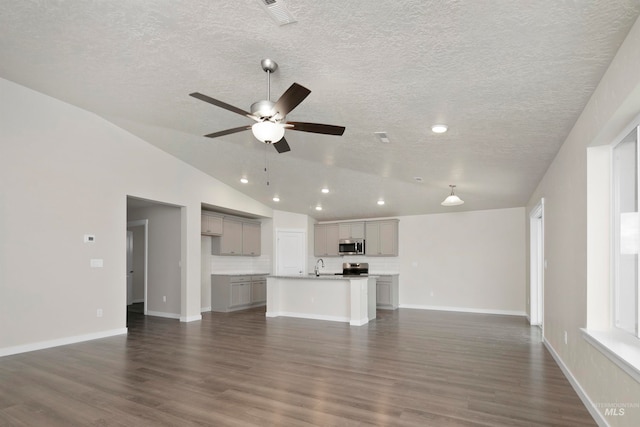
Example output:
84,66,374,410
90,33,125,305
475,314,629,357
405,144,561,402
341,262,369,276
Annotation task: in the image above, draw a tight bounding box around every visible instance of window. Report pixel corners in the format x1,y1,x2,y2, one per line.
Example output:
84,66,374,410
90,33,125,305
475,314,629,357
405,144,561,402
583,122,640,384
612,126,639,338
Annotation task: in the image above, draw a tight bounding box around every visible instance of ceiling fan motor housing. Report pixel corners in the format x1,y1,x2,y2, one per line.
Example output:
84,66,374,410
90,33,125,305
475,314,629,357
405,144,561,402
251,100,284,121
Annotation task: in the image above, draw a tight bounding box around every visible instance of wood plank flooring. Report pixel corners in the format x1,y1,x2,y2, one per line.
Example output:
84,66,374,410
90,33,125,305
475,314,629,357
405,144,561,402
0,308,596,426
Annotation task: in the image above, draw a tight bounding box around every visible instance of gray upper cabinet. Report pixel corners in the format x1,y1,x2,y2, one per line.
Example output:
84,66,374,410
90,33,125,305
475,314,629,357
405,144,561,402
211,216,261,256
201,213,223,236
338,222,365,240
365,220,399,256
242,222,261,256
314,223,340,256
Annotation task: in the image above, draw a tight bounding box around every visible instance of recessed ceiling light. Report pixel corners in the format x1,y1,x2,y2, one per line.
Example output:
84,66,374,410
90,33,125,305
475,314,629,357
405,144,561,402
240,177,249,184
315,206,322,211
321,188,329,194
377,200,385,205
431,124,448,134
272,196,280,202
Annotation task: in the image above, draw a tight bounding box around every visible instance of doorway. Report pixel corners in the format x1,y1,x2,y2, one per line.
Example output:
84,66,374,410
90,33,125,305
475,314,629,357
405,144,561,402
127,219,148,316
529,198,545,332
276,229,306,275
127,196,183,321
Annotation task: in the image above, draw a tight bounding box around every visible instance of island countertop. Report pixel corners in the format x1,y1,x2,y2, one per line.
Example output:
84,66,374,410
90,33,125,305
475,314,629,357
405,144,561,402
268,274,377,280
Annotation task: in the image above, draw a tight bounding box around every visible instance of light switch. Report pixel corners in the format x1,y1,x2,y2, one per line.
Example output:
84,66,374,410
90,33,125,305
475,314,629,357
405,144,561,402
90,259,104,268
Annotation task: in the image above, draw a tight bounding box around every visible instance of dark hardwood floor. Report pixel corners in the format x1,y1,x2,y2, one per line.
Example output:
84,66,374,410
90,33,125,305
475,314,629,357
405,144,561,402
0,308,595,426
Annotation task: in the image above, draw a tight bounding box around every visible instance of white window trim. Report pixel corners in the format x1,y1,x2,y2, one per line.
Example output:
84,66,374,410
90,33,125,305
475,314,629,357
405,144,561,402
584,119,640,384
582,328,640,383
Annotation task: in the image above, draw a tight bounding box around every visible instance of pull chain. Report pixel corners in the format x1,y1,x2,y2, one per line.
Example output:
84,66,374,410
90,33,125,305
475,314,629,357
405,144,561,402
264,145,270,186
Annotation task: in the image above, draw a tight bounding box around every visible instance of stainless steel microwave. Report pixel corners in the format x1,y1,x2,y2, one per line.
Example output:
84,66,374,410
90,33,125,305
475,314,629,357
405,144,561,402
339,239,365,255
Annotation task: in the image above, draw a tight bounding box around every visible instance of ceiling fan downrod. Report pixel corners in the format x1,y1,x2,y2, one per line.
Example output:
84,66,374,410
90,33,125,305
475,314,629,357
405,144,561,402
261,59,278,102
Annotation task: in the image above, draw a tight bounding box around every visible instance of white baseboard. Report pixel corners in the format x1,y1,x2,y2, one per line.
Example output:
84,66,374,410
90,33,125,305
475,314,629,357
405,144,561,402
145,310,180,319
201,306,211,313
400,304,526,317
543,338,607,427
266,311,350,323
132,298,144,304
180,314,202,322
0,328,128,358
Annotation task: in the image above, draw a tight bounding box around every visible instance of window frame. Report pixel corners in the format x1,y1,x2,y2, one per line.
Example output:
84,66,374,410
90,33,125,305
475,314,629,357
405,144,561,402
611,125,640,338
582,118,640,384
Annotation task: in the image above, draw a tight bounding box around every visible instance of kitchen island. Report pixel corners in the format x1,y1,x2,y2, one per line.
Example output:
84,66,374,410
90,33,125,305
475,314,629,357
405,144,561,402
266,275,377,326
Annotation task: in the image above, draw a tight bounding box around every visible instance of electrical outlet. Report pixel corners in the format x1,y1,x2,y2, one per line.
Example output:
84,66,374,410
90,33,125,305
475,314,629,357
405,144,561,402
564,330,568,345
430,291,434,297
163,296,166,303
97,309,103,318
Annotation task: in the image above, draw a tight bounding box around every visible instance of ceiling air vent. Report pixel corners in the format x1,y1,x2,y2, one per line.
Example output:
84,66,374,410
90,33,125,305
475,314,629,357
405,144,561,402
374,132,390,143
258,0,297,26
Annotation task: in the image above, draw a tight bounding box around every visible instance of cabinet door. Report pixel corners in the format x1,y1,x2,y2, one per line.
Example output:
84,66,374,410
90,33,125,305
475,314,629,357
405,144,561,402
242,222,261,256
230,282,251,307
314,225,327,256
378,221,398,256
251,280,267,303
350,222,365,239
339,223,351,239
325,224,340,256
365,222,380,255
314,223,340,256
338,222,365,239
201,214,223,235
376,280,392,307
221,219,243,255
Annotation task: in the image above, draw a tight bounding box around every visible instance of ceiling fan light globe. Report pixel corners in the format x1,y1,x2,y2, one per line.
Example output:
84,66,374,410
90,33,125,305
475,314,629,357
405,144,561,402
252,121,285,143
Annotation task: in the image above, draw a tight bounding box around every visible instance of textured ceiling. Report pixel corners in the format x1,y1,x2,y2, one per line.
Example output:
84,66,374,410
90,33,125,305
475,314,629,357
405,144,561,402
1,1,639,220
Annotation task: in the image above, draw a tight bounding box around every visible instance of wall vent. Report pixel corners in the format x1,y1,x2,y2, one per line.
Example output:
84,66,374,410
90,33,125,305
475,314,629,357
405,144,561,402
258,0,297,26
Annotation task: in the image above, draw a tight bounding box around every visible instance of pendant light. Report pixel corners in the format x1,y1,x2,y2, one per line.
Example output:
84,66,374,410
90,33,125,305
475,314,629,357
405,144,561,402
441,185,464,206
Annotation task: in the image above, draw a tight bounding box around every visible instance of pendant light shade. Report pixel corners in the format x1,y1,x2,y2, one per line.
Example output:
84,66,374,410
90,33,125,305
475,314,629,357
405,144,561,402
251,121,285,143
441,185,464,206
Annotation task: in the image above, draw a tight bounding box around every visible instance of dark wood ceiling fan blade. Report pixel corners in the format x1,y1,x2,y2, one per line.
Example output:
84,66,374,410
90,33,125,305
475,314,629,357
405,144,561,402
287,121,346,136
204,125,251,138
189,92,254,118
273,137,291,153
271,83,311,118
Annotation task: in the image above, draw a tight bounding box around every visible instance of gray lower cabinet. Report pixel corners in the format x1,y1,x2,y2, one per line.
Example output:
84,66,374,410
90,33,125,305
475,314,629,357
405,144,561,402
376,274,399,309
251,277,267,304
211,274,267,312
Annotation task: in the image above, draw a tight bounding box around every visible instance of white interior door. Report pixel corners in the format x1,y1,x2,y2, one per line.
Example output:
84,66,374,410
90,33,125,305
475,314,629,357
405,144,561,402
529,198,544,329
277,230,306,275
126,230,134,305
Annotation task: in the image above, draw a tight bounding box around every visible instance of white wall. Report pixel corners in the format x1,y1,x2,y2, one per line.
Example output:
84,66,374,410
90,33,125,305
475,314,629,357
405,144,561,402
399,208,525,314
526,16,640,426
0,78,272,354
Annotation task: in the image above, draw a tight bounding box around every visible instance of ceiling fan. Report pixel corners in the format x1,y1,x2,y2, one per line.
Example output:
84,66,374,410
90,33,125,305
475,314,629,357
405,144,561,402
189,59,345,154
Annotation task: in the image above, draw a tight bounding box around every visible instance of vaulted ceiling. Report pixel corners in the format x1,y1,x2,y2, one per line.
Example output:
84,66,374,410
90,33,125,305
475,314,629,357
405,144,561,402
2,1,639,220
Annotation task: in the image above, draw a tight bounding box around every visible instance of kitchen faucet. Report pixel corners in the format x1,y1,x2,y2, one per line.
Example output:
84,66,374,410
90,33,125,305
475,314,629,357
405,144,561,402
314,258,325,276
